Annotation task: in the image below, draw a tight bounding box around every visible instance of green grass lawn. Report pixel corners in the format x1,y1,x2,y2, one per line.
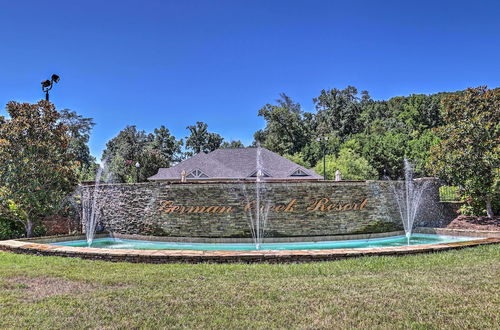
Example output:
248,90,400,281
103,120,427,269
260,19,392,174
1,246,499,329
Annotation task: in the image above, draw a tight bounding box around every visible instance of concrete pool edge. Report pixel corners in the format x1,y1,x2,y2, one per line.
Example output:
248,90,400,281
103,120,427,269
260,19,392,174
0,229,499,263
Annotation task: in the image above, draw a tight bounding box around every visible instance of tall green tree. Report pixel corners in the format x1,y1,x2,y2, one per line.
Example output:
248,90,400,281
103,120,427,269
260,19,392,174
0,101,78,237
313,86,369,139
428,87,500,217
355,132,409,179
151,125,184,163
220,140,245,148
59,109,97,181
102,125,182,182
254,94,310,155
185,121,223,154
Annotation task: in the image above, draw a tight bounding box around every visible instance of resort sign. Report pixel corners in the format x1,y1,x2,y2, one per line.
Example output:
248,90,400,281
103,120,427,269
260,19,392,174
159,198,368,215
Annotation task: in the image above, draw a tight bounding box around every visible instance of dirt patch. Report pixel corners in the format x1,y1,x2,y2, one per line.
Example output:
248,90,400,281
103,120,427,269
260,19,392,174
5,276,99,301
446,215,500,231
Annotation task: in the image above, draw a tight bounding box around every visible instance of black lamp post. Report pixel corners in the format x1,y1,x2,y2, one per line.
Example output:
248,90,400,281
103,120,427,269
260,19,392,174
316,136,329,180
41,74,60,101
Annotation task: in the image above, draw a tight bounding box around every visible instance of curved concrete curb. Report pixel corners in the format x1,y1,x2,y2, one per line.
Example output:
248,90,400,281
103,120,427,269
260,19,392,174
0,237,498,264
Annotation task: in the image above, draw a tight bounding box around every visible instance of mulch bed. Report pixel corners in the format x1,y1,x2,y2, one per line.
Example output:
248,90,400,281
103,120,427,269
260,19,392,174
446,215,500,231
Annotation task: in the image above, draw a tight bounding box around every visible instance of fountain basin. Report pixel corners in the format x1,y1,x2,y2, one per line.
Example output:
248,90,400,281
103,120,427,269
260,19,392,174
52,234,478,251
1,228,498,263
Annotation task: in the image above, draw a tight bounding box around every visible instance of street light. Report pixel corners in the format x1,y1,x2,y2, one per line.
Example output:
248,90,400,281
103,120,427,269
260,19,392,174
316,136,329,180
41,74,60,101
135,162,140,183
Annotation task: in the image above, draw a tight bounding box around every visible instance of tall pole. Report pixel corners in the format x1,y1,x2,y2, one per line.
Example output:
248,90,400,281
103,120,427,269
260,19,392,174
323,145,326,180
316,136,328,180
135,162,140,183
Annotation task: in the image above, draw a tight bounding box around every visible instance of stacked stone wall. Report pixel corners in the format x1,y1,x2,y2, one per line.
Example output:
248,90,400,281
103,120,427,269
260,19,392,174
79,180,441,238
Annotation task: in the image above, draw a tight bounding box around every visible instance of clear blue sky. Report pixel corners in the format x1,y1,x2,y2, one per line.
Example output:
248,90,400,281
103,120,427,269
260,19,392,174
1,0,499,159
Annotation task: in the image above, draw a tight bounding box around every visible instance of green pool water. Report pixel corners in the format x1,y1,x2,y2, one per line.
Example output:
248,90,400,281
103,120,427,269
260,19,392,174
52,234,478,251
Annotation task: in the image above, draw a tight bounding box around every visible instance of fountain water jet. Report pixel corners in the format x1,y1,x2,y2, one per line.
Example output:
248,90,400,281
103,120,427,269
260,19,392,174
241,145,272,249
391,159,430,244
82,161,107,246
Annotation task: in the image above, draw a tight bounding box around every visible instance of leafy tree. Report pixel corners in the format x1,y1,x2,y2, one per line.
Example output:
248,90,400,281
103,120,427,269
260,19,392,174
102,126,150,182
313,86,369,139
59,109,98,181
0,187,25,239
185,121,223,154
398,94,443,131
356,132,409,179
102,125,182,182
0,101,78,237
301,133,341,168
407,130,440,175
254,94,310,155
359,100,391,127
314,148,378,180
284,152,311,168
220,140,245,148
428,87,499,217
151,125,183,163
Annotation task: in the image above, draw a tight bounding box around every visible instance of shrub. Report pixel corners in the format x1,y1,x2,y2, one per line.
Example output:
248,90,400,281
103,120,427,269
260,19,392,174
315,148,378,180
0,218,24,240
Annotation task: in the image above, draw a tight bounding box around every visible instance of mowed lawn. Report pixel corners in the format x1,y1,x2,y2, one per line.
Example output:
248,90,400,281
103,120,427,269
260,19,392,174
0,246,499,329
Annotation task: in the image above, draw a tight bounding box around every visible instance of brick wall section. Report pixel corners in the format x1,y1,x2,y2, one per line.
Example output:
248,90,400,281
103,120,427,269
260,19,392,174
42,215,78,235
79,179,442,238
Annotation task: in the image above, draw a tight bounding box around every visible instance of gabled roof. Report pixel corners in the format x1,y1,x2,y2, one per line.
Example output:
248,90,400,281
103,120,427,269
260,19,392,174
148,148,322,181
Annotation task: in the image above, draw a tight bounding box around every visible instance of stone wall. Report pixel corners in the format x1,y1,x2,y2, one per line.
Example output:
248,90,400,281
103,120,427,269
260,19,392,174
79,180,441,238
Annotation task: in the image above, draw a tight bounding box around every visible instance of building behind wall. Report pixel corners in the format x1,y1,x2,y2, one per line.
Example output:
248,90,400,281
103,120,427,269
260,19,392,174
148,148,323,182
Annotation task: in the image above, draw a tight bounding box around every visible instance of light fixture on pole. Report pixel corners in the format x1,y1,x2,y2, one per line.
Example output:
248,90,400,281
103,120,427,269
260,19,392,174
41,74,60,101
135,161,140,183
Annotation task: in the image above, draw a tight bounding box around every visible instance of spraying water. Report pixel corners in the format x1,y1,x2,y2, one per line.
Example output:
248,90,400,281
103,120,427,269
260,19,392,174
254,146,272,249
391,159,430,244
241,145,272,249
82,161,107,246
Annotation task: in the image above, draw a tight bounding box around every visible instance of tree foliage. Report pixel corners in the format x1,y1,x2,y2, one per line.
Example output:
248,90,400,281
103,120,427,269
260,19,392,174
102,125,182,183
284,152,311,168
185,121,223,154
254,94,310,155
314,148,378,181
220,140,245,148
254,88,448,180
0,101,78,237
59,109,98,181
428,87,499,217
314,86,369,138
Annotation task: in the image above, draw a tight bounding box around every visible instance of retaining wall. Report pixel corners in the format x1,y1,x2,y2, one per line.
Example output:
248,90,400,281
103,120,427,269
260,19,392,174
79,179,443,238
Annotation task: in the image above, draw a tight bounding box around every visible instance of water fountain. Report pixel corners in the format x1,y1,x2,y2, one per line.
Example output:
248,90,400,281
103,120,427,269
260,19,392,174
19,153,487,262
391,159,431,244
82,162,106,246
241,145,272,249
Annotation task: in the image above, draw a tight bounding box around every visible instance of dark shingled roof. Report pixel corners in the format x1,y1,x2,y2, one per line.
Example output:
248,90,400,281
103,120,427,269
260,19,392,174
148,148,322,181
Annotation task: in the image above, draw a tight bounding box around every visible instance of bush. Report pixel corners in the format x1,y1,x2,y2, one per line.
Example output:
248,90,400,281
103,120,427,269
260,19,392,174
0,218,24,240
33,224,48,237
459,193,500,216
315,148,378,180
439,186,460,202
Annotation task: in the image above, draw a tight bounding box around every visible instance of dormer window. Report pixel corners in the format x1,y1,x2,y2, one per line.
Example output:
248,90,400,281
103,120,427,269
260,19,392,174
186,169,209,179
249,170,270,178
290,169,309,177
